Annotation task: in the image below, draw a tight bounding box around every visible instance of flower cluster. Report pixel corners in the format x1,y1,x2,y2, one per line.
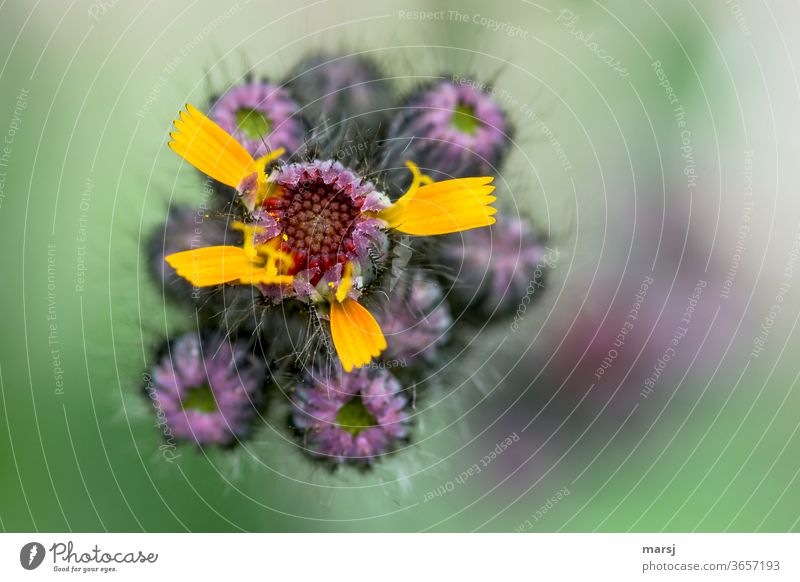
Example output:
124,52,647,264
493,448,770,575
144,54,548,464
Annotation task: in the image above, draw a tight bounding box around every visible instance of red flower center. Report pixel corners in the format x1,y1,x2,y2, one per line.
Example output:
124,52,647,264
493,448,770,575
264,176,362,279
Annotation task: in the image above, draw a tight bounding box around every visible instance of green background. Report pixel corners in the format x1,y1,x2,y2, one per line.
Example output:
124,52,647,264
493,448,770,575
1,0,799,531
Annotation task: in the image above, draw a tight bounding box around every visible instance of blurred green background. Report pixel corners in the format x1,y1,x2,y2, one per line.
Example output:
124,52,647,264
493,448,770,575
1,0,800,531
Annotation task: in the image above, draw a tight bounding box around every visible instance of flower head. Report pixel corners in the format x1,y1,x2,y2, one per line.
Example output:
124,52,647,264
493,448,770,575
211,81,305,157
288,53,392,131
386,79,511,180
291,367,410,464
148,333,265,446
255,159,391,293
438,214,548,315
377,274,452,362
164,104,497,371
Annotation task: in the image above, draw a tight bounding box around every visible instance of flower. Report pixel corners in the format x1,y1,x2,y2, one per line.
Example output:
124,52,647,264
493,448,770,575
164,104,497,371
385,79,511,182
438,214,549,316
377,274,452,362
291,367,410,463
210,81,305,157
256,158,391,290
288,53,392,131
148,332,265,446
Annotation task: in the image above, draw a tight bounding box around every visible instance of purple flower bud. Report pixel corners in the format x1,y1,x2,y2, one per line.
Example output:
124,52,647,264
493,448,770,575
211,81,306,157
376,274,452,363
385,79,512,183
291,367,410,464
288,53,393,132
438,214,549,316
147,333,265,446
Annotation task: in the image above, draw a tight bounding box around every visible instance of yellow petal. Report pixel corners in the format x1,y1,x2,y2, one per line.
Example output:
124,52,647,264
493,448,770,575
182,104,254,169
237,272,294,286
380,176,496,235
164,246,259,287
330,299,387,372
168,104,257,189
335,261,354,303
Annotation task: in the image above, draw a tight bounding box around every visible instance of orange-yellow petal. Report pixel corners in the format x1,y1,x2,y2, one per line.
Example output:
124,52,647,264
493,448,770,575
335,261,354,303
164,246,258,287
168,104,257,189
380,176,496,236
237,271,295,286
330,298,387,372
